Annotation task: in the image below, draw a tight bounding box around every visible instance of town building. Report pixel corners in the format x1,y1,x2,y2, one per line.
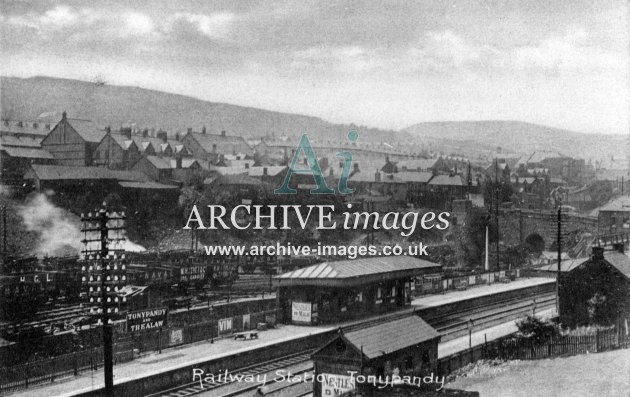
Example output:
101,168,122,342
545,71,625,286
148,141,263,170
0,136,55,183
40,112,105,166
181,128,252,163
132,155,202,185
312,315,440,396
593,195,630,233
273,256,441,325
558,246,630,328
0,119,52,139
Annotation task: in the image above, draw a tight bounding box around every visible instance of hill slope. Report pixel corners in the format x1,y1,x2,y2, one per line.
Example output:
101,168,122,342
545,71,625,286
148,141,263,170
0,76,395,142
401,121,629,164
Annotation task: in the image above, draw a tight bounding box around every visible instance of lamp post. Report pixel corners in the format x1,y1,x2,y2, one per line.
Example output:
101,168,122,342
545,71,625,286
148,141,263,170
80,206,127,397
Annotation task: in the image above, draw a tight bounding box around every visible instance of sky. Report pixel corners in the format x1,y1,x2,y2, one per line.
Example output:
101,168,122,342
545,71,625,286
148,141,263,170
1,0,628,134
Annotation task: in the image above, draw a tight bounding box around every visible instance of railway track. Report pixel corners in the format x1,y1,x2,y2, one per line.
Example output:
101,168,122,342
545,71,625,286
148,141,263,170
146,288,554,397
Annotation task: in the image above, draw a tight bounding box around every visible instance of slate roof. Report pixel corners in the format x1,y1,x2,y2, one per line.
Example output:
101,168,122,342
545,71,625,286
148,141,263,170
395,171,433,183
64,119,106,143
596,195,630,213
248,166,287,177
275,256,440,287
396,158,438,171
26,165,148,181
428,174,465,186
604,252,630,279
145,156,199,170
0,135,43,148
187,132,250,153
526,151,568,164
344,316,439,359
0,121,50,137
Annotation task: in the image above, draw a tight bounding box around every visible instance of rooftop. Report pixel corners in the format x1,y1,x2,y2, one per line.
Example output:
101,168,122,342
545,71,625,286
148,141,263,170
344,315,439,359
274,256,440,287
25,164,148,182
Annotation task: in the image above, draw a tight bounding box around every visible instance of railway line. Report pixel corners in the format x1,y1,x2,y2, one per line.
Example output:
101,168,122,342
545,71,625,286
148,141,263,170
146,287,555,397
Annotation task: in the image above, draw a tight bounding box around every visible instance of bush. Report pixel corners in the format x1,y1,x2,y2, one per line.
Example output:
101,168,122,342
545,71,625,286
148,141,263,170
516,315,559,343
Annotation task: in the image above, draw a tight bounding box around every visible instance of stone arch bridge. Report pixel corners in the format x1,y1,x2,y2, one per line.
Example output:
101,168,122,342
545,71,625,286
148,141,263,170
498,208,598,250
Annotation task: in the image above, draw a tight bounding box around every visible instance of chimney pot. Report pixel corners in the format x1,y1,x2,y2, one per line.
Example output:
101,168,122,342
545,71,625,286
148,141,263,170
188,127,193,134
62,111,67,120
45,123,50,130
142,129,148,138
221,130,226,137
17,121,23,128
263,167,268,176
245,163,250,169
33,122,38,129
591,246,604,260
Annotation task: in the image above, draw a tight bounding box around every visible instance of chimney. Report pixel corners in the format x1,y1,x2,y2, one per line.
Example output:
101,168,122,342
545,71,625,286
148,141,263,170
591,246,604,261
263,167,268,176
175,132,180,141
45,123,50,130
176,155,182,169
612,243,625,254
3,120,9,127
142,128,148,138
105,126,111,134
201,126,206,135
157,131,168,143
221,130,226,137
375,170,381,182
245,162,250,169
17,121,23,127
62,111,67,120
353,162,359,172
33,122,38,129
188,127,194,134
121,128,131,139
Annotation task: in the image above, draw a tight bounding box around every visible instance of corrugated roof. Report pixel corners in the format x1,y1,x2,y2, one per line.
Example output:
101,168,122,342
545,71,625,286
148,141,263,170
277,256,440,280
344,316,439,359
2,146,54,159
187,132,250,153
594,195,630,213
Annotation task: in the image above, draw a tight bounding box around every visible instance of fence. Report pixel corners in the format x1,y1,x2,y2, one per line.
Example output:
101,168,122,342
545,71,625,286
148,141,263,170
437,325,630,376
0,309,277,394
415,270,520,295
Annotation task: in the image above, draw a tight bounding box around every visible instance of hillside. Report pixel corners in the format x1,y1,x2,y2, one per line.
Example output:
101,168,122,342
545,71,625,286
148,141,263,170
0,76,395,142
401,121,630,165
1,76,626,164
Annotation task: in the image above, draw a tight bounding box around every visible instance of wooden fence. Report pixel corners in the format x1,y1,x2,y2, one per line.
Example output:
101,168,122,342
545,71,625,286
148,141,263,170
438,325,630,376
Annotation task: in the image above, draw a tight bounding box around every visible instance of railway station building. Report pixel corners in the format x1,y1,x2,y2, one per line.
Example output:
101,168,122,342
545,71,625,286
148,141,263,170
273,256,441,325
312,315,441,396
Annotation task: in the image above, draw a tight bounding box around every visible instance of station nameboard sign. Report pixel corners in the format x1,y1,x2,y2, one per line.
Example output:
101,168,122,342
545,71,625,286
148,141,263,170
127,308,168,332
291,301,312,324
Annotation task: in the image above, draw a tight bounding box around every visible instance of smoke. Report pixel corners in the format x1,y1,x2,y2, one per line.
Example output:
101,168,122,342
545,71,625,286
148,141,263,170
19,192,82,257
19,192,146,257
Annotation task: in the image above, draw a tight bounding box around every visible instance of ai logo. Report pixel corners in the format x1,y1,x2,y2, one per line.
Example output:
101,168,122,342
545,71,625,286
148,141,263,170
274,131,358,195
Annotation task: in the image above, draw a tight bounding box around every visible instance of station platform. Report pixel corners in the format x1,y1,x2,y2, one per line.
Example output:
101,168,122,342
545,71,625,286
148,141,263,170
8,324,334,397
9,277,556,397
412,277,555,308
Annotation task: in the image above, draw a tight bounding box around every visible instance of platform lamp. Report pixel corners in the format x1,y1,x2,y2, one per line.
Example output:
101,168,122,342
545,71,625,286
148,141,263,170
80,205,127,397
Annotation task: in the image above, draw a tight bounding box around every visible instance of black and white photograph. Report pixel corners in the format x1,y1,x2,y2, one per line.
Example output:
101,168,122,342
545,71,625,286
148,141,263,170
0,1,629,396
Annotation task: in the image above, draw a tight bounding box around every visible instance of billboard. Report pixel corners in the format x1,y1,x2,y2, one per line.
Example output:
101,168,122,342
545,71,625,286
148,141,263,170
291,301,312,323
126,308,168,332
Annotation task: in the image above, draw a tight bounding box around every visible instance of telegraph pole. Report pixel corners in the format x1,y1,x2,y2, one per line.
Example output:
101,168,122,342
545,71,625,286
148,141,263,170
81,206,126,396
556,207,562,316
495,160,500,271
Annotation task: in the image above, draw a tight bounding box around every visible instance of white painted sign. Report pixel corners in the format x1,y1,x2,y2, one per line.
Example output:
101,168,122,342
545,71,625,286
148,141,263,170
321,373,355,396
218,318,233,334
170,328,183,345
291,301,312,323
